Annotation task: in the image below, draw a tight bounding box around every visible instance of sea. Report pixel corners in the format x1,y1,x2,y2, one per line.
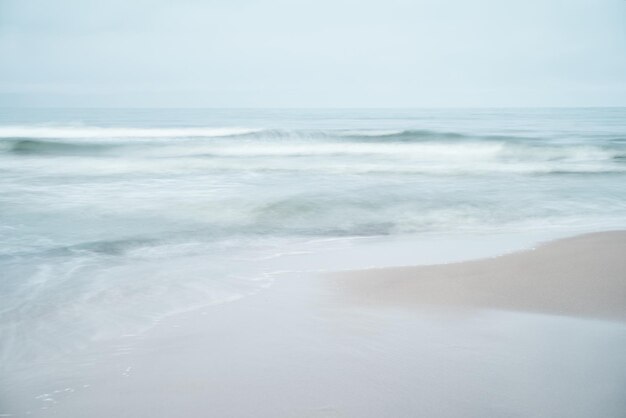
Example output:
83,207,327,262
1,107,626,370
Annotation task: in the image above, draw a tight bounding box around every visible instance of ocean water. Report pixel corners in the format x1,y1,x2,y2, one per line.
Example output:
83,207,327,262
1,107,626,368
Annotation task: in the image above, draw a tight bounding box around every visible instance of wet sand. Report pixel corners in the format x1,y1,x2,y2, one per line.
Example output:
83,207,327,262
5,232,626,417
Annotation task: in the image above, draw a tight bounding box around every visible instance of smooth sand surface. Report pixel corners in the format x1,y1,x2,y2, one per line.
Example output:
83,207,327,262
331,231,626,322
5,232,626,418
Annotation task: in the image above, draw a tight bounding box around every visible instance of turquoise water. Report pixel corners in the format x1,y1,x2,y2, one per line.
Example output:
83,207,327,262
1,108,626,367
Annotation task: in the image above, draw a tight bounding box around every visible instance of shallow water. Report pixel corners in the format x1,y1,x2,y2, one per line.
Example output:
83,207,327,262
1,107,626,373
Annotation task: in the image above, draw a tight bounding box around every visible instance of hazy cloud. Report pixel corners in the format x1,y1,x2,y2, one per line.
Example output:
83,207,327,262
1,0,625,107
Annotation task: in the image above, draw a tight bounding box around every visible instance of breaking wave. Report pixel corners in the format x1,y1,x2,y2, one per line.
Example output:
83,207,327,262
0,125,262,139
0,126,624,178
0,125,533,141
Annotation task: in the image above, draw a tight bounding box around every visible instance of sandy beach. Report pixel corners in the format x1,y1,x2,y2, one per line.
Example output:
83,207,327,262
4,231,625,417
331,231,626,322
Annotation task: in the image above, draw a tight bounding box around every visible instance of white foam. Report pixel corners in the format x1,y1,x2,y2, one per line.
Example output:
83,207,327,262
0,126,261,139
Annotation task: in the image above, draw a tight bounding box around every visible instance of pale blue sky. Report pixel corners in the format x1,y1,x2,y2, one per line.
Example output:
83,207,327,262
0,0,625,107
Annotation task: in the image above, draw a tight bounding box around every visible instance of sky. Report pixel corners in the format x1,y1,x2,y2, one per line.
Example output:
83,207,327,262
0,0,625,108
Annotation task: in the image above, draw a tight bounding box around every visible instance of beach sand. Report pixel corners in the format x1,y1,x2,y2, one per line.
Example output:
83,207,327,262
330,231,626,322
5,232,626,417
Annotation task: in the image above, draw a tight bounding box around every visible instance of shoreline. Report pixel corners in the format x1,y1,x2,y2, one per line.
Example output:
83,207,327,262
4,230,626,417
